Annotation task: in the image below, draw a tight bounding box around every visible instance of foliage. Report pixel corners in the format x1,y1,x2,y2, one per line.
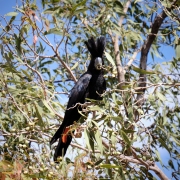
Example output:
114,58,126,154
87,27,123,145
0,0,180,179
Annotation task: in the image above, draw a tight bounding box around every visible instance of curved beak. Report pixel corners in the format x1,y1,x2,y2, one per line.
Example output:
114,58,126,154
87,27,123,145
94,57,103,70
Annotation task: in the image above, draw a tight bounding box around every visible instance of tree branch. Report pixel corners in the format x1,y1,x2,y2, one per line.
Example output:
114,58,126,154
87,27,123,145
70,141,169,180
55,51,77,82
113,0,132,89
124,48,142,71
136,0,178,104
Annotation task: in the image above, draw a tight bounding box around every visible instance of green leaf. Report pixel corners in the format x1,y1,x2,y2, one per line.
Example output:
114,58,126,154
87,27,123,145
91,120,103,153
100,164,121,168
89,105,102,112
87,25,97,36
44,28,63,35
94,159,104,166
121,84,132,90
42,0,45,8
120,130,131,145
95,129,103,154
73,7,88,15
161,1,171,8
122,129,136,133
168,160,175,170
5,16,16,32
159,138,171,155
156,92,166,102
155,150,162,165
132,65,156,74
72,0,86,12
111,132,117,145
84,129,94,152
21,69,32,81
105,52,116,67
16,7,25,14
43,7,60,14
111,116,123,121
134,0,142,4
5,12,18,16
42,100,55,115
15,57,23,63
151,44,162,58
77,109,87,118
172,136,180,146
175,44,180,59
71,62,79,70
34,103,44,127
19,134,24,142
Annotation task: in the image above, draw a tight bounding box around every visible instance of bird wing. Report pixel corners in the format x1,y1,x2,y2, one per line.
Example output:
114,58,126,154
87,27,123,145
50,72,92,146
67,72,92,108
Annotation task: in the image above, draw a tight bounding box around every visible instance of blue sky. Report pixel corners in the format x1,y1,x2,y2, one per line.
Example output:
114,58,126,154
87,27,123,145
0,1,177,179
0,1,17,15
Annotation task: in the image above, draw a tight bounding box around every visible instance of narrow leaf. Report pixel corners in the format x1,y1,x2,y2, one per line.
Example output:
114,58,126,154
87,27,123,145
120,130,131,145
34,103,44,127
5,12,18,16
84,129,94,152
72,0,86,11
100,164,120,168
89,105,102,112
132,65,156,74
95,129,103,154
94,159,104,166
71,62,79,70
21,70,32,80
105,52,116,67
44,28,63,35
155,150,163,165
172,136,180,146
159,138,171,155
175,44,180,59
156,92,166,102
42,100,55,115
44,19,50,31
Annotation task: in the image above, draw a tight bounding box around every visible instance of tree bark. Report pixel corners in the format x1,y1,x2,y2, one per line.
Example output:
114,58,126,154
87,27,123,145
136,0,178,104
113,0,131,89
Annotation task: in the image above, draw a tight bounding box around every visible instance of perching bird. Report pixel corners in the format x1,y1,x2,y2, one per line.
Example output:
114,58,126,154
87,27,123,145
50,36,106,161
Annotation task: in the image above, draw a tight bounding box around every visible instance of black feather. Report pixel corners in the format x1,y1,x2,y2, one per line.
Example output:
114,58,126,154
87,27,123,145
50,36,106,161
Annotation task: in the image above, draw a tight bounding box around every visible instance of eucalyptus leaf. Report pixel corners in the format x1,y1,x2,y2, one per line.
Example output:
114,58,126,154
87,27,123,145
44,28,63,35
5,12,18,16
105,52,116,67
132,66,156,74
100,164,121,168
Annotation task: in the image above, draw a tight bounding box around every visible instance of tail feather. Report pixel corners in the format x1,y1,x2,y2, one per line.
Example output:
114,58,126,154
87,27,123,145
85,36,106,58
54,134,72,161
50,124,73,161
50,122,65,146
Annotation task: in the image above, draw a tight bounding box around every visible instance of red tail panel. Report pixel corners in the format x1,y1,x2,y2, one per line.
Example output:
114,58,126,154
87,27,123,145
62,127,70,143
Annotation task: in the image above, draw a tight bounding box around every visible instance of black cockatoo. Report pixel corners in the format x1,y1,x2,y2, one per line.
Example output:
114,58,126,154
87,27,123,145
50,36,106,161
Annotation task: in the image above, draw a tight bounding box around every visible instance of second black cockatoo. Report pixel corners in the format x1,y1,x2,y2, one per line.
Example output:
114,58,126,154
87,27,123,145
50,36,106,161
